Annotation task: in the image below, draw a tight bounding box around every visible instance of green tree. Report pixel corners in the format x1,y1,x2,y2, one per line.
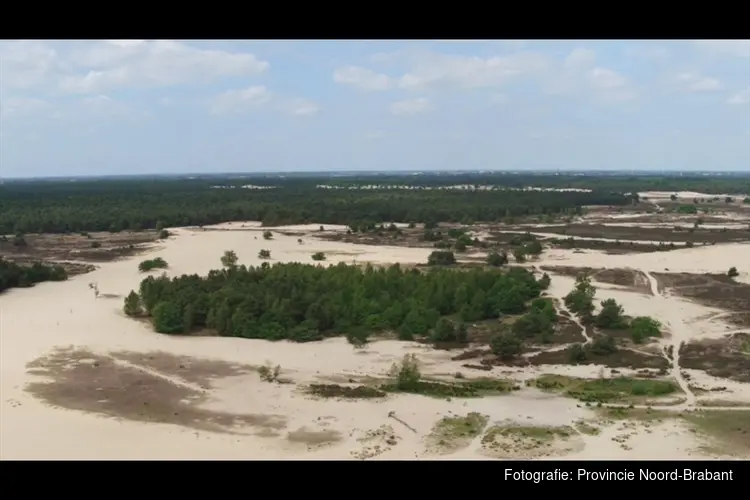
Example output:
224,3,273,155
490,332,523,359
221,250,238,268
629,316,661,343
595,298,627,329
152,301,184,334
258,249,271,259
123,291,142,317
486,251,508,267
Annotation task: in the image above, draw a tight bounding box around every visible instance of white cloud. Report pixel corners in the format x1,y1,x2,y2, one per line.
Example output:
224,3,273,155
564,48,596,70
60,41,269,94
587,67,638,101
694,40,750,58
676,72,723,92
0,97,53,118
396,52,550,90
623,45,669,60
284,98,320,116
211,86,270,114
333,66,393,90
0,40,268,94
0,41,67,91
390,97,432,115
727,87,750,105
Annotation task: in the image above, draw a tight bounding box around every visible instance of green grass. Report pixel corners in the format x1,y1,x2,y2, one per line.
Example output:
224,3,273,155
481,424,576,452
434,413,489,439
529,374,679,403
306,384,386,399
681,410,750,455
382,378,519,399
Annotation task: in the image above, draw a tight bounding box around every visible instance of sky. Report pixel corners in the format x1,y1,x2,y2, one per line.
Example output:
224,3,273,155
0,39,749,178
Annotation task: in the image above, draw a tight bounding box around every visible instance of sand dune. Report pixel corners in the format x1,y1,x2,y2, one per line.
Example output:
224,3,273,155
1,223,748,459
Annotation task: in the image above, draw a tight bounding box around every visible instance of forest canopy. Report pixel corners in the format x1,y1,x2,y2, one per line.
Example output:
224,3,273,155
0,175,637,234
125,261,550,343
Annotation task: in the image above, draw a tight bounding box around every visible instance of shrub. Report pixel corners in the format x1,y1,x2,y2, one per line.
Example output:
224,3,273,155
311,252,326,261
258,249,271,259
390,354,421,389
728,267,739,278
486,251,508,267
263,231,273,240
427,250,456,266
138,257,168,272
490,331,523,359
629,316,661,343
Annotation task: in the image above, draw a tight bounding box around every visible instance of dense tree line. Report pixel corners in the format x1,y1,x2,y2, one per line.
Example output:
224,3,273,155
0,258,67,292
124,261,550,343
0,177,634,234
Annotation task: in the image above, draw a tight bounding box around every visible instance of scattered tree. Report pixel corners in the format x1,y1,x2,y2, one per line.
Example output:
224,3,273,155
220,250,238,268
123,291,142,317
728,266,739,278
629,316,661,343
486,251,508,267
427,250,456,266
491,331,523,359
258,249,271,259
595,298,627,329
311,252,326,261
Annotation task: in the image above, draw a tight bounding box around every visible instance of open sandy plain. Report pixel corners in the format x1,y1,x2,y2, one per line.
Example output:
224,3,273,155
1,206,749,460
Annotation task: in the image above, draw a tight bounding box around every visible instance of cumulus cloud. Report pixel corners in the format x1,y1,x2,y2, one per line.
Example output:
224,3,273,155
283,98,320,116
211,86,271,114
675,72,723,92
390,97,432,115
0,40,269,94
333,66,393,90
396,52,550,90
693,40,750,58
60,40,269,94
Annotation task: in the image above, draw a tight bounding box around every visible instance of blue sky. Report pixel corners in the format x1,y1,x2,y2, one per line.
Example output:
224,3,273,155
1,40,748,178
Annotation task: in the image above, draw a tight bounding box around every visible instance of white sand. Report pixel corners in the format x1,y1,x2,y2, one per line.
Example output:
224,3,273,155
1,224,748,460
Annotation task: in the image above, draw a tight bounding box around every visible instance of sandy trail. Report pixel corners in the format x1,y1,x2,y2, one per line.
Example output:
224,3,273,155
1,222,748,460
642,271,696,407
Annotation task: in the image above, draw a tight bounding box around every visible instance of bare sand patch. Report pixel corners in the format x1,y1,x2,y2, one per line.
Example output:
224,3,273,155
3,220,749,459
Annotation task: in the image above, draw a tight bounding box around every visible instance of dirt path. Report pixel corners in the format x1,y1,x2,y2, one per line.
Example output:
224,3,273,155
643,271,697,407
557,300,591,344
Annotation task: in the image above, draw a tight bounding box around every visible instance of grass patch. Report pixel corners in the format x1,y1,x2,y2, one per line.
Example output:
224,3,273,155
428,412,489,454
529,374,679,403
682,410,750,456
573,420,601,436
594,406,673,422
481,424,578,456
306,384,386,399
382,378,518,399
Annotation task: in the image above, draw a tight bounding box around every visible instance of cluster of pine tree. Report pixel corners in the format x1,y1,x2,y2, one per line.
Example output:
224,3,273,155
0,258,67,292
124,262,550,343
